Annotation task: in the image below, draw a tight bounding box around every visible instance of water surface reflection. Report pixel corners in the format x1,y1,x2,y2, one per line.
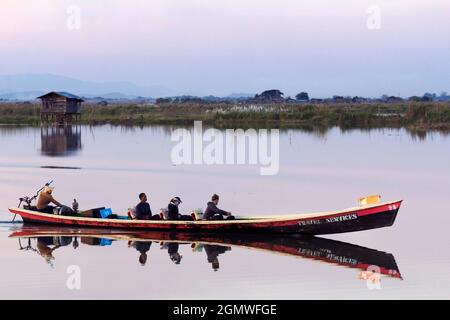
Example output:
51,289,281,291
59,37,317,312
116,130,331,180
9,226,401,279
41,125,82,157
1,124,449,298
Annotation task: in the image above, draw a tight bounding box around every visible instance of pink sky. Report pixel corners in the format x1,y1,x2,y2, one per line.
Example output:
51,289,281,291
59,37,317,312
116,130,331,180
1,0,449,96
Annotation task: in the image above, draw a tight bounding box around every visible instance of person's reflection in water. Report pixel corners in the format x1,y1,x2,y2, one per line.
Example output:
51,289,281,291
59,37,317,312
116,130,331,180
204,245,231,272
130,241,152,266
73,237,79,249
36,236,72,267
167,242,182,264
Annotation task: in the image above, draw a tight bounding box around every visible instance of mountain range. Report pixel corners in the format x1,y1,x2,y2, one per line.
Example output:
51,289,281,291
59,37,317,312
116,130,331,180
0,74,179,100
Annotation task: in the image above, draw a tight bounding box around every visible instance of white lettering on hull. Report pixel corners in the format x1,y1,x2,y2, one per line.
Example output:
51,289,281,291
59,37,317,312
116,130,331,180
298,213,358,227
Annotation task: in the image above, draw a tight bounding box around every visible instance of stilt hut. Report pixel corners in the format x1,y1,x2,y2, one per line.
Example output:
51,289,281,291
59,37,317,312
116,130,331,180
37,92,83,124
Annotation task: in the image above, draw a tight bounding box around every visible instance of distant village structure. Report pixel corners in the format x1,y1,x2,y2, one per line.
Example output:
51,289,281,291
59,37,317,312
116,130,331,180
37,92,83,124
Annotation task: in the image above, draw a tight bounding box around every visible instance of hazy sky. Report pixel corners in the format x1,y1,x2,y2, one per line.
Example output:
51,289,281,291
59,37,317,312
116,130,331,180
1,0,449,97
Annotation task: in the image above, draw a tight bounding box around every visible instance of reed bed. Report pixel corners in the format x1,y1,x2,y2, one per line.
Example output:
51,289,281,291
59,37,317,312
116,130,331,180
0,101,449,131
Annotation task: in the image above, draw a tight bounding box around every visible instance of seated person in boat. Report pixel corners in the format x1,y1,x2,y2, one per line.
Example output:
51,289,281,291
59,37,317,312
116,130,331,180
135,193,161,220
204,194,235,220
36,186,63,214
167,197,194,221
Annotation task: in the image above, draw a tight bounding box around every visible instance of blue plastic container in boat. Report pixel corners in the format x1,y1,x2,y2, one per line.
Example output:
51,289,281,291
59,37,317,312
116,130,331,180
99,208,113,219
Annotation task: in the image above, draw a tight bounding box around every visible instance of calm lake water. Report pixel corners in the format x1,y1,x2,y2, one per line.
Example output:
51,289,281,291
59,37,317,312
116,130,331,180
0,124,449,299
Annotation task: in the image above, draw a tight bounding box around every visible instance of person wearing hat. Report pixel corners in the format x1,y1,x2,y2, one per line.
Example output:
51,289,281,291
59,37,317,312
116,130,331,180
204,194,235,220
167,197,194,221
36,186,63,214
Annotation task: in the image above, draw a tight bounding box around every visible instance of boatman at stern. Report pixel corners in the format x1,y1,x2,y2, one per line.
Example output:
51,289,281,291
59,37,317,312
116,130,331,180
36,186,63,214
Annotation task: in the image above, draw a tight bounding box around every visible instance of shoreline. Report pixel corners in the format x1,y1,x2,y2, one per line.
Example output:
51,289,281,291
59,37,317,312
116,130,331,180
0,101,449,131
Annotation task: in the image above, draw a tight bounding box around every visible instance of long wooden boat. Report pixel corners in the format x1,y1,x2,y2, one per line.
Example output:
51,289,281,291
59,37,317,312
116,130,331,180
9,226,402,279
8,199,402,235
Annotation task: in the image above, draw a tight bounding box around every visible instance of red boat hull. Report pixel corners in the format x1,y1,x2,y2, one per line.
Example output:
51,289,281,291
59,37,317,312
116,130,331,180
9,200,402,235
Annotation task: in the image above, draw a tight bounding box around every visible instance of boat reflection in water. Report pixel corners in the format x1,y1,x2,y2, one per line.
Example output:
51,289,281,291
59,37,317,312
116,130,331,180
9,227,402,279
40,125,82,157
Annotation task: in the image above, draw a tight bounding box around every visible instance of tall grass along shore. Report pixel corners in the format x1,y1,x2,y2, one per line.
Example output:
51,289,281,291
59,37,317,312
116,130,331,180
0,102,449,131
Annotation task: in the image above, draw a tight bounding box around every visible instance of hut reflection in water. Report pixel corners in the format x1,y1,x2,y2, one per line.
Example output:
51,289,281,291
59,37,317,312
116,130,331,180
40,125,82,157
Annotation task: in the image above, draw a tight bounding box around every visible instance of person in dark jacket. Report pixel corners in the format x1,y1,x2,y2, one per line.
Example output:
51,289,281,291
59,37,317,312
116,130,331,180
135,193,161,220
204,194,235,220
167,197,194,221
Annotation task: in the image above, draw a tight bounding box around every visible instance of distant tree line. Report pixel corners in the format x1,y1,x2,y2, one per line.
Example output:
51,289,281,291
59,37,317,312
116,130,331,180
155,90,450,105
2,89,449,105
